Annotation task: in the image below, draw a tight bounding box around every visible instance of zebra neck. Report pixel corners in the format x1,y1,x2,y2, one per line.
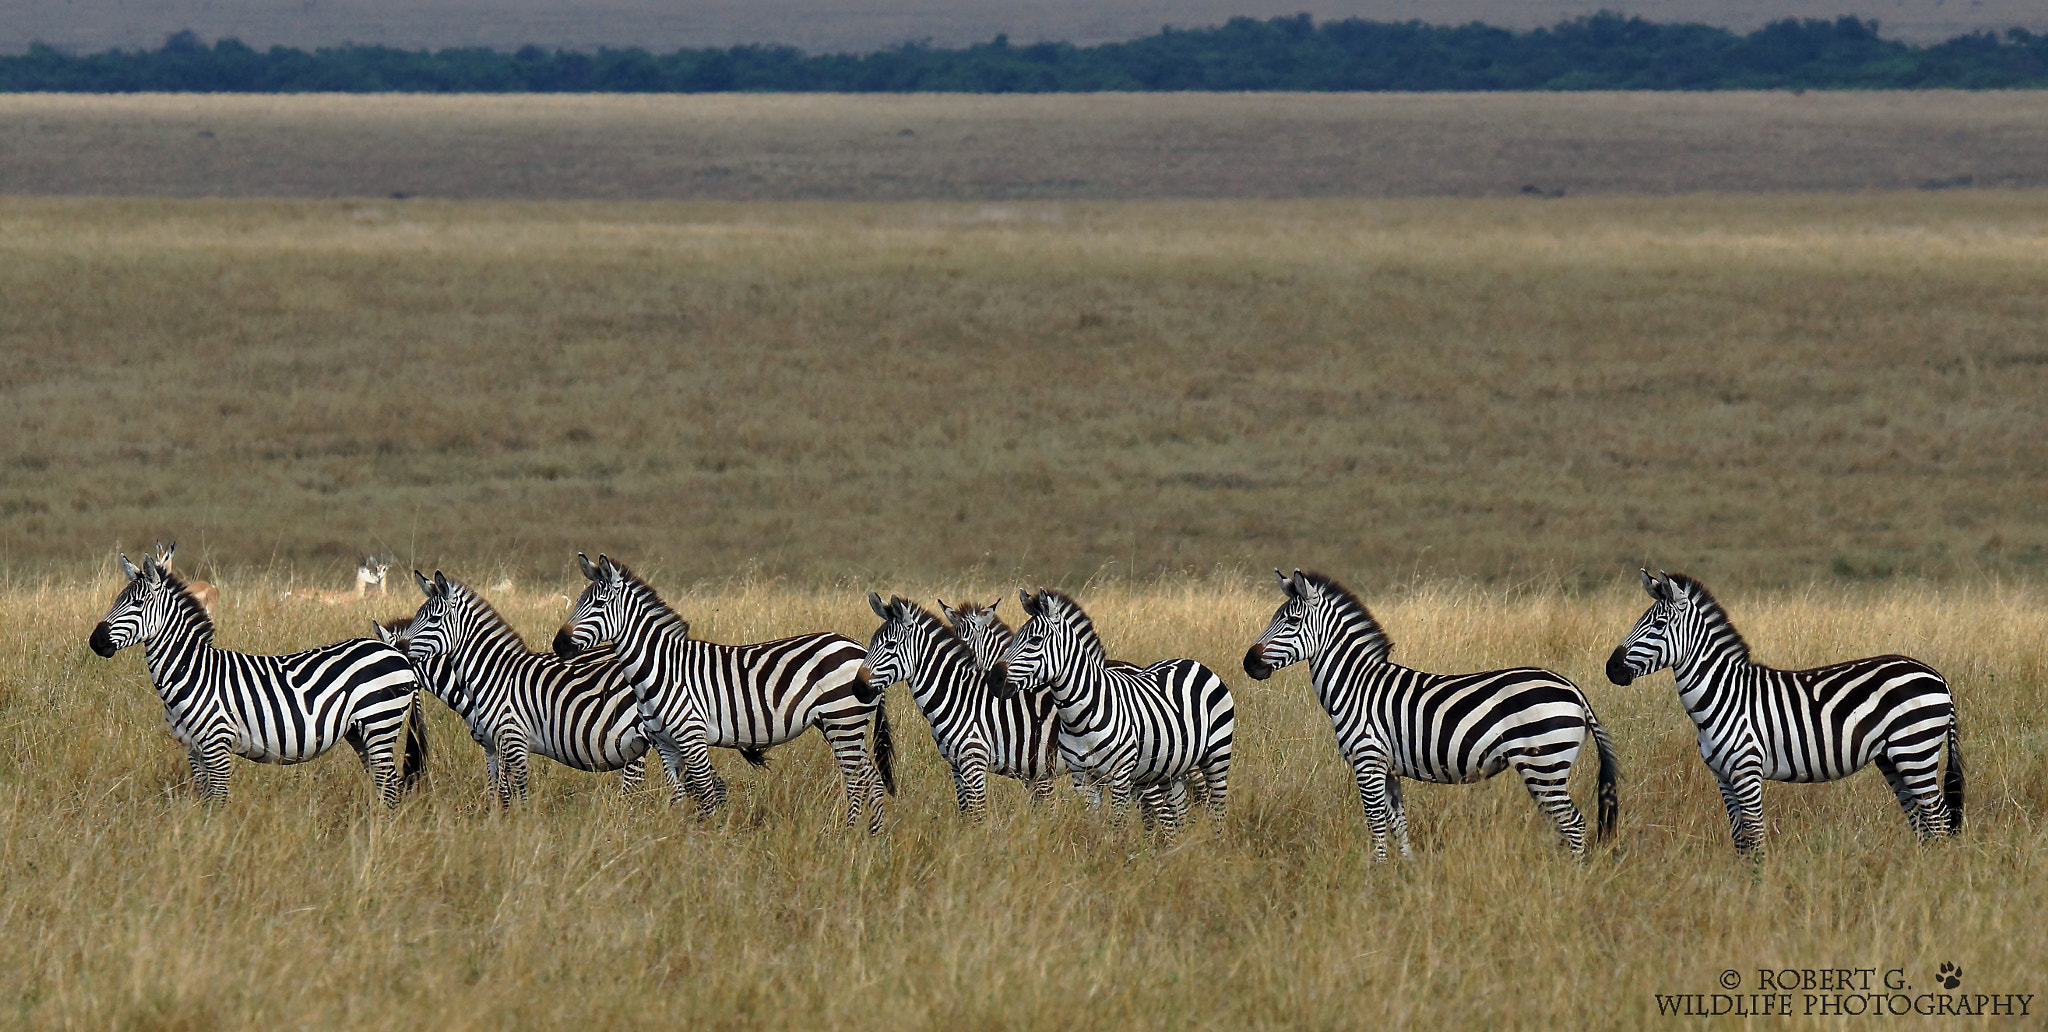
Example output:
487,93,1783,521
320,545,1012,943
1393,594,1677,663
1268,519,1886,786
139,614,213,693
1045,660,1113,727
614,606,688,681
1671,636,1753,706
907,639,979,713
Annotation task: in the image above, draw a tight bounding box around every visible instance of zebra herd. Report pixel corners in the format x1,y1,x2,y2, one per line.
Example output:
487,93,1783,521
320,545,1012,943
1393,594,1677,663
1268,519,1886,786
88,550,1964,860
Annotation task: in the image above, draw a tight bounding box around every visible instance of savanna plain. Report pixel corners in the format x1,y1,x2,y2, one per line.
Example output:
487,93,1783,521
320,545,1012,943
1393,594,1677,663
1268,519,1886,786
3,161,2048,1026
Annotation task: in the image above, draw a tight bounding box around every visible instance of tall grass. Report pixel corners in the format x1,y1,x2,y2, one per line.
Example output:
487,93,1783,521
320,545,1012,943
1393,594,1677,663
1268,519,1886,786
3,575,2042,1028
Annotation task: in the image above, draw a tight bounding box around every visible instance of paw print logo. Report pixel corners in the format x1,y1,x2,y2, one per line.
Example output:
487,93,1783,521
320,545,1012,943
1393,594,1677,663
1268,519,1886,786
1937,962,1963,990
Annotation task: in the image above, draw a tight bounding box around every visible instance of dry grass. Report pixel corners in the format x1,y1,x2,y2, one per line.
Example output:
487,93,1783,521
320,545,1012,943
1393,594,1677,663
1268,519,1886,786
3,192,2047,588
7,0,2039,55
2,574,2042,1028
6,92,2048,201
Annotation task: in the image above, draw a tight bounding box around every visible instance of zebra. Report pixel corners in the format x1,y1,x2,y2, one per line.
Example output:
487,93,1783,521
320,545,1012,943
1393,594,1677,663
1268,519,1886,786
1245,569,1618,862
867,593,1061,818
1606,570,1962,857
375,571,666,808
985,589,1234,832
942,595,1203,812
553,553,895,833
87,552,426,806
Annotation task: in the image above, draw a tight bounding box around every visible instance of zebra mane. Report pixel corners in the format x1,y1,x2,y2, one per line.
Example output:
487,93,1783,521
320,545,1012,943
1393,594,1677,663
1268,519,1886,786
602,558,687,629
1664,572,1751,661
440,576,534,652
1035,590,1107,663
1298,570,1393,662
888,597,973,655
948,600,1010,635
153,568,216,641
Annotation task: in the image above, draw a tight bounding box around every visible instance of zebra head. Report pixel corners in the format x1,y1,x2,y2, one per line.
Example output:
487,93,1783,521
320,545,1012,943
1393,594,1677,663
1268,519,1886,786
1607,569,1693,686
555,552,628,659
89,553,175,656
939,597,1010,674
985,589,1097,700
400,570,476,665
865,592,929,689
1244,568,1329,679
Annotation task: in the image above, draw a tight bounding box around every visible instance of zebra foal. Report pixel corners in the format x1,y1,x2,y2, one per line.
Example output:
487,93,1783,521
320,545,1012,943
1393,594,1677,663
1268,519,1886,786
986,589,1234,832
1245,570,1617,861
867,593,1061,818
1606,570,1961,857
554,554,895,833
88,553,426,806
379,572,664,808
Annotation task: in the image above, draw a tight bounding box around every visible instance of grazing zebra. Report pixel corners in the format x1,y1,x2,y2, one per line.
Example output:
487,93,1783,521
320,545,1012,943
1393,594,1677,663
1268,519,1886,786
553,554,895,833
1245,570,1618,862
868,593,1061,818
986,589,1234,832
151,540,218,614
88,553,426,805
376,572,662,808
1607,570,1962,857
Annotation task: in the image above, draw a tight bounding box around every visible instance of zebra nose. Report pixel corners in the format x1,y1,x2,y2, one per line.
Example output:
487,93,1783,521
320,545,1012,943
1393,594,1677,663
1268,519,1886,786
983,663,1011,698
1242,647,1273,680
551,626,580,660
1604,648,1636,686
88,622,118,658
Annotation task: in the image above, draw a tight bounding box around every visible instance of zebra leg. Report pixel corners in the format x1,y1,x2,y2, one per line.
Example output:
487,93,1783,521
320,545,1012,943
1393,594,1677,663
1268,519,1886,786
1107,768,1136,828
187,749,210,795
1385,768,1413,860
953,757,991,823
498,730,532,806
1718,768,1767,858
198,738,235,801
1028,777,1056,808
1072,773,1104,810
619,754,647,794
1871,754,1931,837
1137,783,1163,831
1876,744,1951,839
1197,755,1230,822
670,729,727,817
645,732,694,808
820,714,885,833
1510,750,1589,859
1353,759,1395,863
1155,778,1190,837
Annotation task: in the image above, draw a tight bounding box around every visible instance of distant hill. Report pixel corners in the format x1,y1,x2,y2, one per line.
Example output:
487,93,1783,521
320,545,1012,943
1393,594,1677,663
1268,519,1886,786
1,0,2040,56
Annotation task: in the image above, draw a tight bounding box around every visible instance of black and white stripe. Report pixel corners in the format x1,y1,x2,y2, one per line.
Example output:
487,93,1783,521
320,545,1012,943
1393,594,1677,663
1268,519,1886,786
88,553,425,805
1606,570,1961,856
377,572,660,807
554,554,895,833
868,593,1060,818
1246,569,1618,861
986,589,1234,832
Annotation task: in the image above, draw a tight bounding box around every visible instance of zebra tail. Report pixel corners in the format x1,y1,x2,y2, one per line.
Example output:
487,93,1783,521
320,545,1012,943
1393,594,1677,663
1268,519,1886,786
1588,705,1620,842
739,746,770,769
400,692,430,794
874,693,897,796
1943,708,1965,831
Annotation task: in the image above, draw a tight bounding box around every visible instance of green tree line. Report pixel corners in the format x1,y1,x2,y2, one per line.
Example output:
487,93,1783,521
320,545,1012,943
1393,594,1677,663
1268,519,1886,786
4,13,2046,92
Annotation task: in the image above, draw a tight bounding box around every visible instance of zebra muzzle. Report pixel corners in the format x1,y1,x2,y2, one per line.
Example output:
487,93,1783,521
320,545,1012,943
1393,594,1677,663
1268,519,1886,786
551,626,581,660
1604,648,1637,686
88,622,118,657
1243,647,1274,680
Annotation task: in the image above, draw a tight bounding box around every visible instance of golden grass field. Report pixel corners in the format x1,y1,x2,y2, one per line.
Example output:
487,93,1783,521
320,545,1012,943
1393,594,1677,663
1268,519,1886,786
3,574,2043,1028
5,92,2048,201
7,0,2039,55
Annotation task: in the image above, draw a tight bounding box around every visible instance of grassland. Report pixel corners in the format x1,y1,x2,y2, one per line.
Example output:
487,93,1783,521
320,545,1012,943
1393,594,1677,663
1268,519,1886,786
7,0,2039,55
3,575,2043,1029
3,192,2047,589
6,93,2048,201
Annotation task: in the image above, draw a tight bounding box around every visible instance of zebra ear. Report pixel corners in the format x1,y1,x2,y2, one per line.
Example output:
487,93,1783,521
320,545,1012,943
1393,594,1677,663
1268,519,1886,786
1658,571,1681,602
1638,568,1662,598
577,552,599,581
1018,588,1035,615
1274,568,1294,595
433,571,449,595
937,598,959,623
119,553,141,581
415,570,432,597
1290,569,1312,598
141,555,164,583
599,554,623,586
868,591,889,619
369,620,394,645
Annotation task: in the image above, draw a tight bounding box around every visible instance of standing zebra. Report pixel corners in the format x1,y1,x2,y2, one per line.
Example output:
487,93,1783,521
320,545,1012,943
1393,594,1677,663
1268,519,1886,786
1245,570,1618,862
986,589,1234,832
378,572,667,808
1606,570,1961,857
88,553,426,806
867,593,1061,818
553,554,895,833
